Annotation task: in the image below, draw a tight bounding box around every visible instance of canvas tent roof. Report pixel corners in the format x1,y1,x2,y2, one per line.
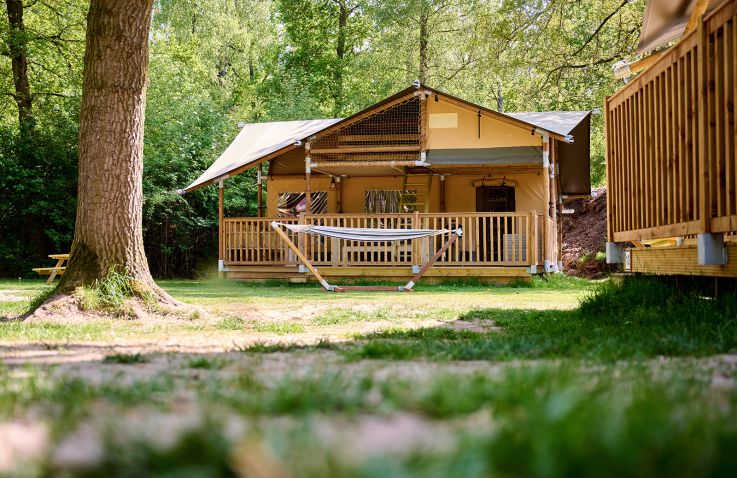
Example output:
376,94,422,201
181,85,591,193
636,0,722,54
508,111,591,138
180,118,340,193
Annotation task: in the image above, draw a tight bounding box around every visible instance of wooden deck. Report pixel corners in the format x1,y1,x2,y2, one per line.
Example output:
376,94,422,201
219,211,552,283
606,0,737,277
224,265,532,284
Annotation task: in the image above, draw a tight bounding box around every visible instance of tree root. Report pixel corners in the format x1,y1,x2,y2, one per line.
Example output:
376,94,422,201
24,284,201,324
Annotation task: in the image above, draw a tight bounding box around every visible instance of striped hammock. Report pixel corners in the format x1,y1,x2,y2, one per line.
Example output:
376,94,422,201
276,223,462,242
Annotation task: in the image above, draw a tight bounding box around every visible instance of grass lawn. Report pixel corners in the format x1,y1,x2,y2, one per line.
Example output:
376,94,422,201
1,276,736,476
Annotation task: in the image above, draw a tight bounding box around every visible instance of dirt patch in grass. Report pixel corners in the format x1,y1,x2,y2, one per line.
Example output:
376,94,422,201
0,291,27,302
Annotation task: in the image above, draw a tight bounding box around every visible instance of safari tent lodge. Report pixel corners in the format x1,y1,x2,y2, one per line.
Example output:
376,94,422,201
606,0,737,278
182,84,592,284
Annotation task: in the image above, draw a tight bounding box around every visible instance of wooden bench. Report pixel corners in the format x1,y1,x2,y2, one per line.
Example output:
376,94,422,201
32,253,69,284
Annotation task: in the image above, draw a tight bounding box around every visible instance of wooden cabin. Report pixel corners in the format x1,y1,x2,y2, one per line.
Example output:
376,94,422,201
606,0,737,277
182,84,592,283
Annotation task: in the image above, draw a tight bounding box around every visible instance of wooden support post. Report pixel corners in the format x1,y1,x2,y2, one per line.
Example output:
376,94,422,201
305,141,312,214
257,164,263,218
557,198,564,270
439,175,446,212
271,222,333,291
218,180,224,276
544,133,559,270
605,96,614,243
404,231,460,290
412,210,420,267
305,173,312,214
336,177,342,213
528,211,536,269
554,141,563,270
697,18,711,233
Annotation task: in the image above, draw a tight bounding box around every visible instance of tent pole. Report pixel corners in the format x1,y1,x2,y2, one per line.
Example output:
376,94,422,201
440,175,446,212
555,141,563,271
305,141,312,214
305,172,312,214
336,177,342,213
218,180,224,278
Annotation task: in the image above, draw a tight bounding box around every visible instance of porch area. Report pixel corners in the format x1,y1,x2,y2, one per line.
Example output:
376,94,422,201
219,211,552,283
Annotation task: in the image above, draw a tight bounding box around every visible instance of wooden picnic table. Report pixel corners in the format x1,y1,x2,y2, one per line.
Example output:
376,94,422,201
32,253,69,284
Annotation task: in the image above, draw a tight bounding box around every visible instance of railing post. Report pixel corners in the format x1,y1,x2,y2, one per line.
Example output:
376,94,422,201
297,213,307,272
412,210,420,271
697,17,711,234
528,211,536,271
604,95,614,243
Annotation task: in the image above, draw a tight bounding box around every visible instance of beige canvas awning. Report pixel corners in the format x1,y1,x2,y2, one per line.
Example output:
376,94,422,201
636,0,721,54
180,118,341,193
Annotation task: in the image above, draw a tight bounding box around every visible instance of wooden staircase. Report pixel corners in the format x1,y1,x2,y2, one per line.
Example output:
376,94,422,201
399,172,433,213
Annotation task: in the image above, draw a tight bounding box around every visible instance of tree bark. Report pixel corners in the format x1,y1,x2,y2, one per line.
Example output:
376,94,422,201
333,0,347,115
418,10,428,84
58,0,167,301
5,0,33,133
496,81,503,112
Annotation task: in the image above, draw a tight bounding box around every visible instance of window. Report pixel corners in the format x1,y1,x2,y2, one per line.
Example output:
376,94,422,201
277,192,327,217
364,190,416,213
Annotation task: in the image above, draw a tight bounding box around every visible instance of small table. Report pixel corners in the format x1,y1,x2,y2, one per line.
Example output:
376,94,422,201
32,253,69,284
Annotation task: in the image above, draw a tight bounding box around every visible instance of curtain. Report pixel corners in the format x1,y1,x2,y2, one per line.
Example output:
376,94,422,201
277,192,327,217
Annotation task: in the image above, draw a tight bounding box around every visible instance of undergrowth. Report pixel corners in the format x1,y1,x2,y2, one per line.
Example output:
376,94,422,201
75,266,155,316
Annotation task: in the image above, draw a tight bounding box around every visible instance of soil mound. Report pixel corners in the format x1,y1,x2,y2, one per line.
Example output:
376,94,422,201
562,187,615,278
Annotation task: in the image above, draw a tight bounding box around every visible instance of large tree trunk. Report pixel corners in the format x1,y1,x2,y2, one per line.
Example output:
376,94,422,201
333,0,347,116
5,0,33,133
57,0,171,304
418,10,428,85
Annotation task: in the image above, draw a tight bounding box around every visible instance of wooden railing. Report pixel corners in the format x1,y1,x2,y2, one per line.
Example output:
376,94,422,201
223,211,546,268
606,0,737,242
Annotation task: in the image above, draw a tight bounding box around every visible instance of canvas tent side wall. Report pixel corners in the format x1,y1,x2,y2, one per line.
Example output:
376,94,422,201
265,172,548,216
426,100,542,150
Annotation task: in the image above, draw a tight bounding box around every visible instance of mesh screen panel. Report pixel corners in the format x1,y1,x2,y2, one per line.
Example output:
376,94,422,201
310,97,422,167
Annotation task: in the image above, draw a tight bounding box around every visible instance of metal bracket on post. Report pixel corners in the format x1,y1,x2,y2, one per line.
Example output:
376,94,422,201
218,260,228,273
697,233,727,266
606,242,624,264
527,265,538,274
411,265,421,274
